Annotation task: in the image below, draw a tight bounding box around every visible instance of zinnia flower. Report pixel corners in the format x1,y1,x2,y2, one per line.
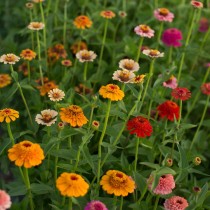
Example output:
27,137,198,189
100,170,135,196
0,53,20,65
99,84,124,101
130,74,146,84
48,88,65,102
161,28,183,47
191,1,203,8
119,59,139,72
35,109,58,126
20,49,36,61
134,24,155,38
56,172,89,197
8,140,44,168
48,44,67,63
37,81,58,96
157,100,180,121
147,174,175,195
112,70,135,83
154,8,174,22
76,50,97,62
164,196,189,210
61,59,72,67
92,120,100,130
60,105,88,127
143,49,164,58
163,75,178,89
25,3,34,9
0,74,12,88
127,116,153,138
28,22,45,30
70,41,88,54
75,84,93,95
100,10,116,19
0,190,12,210
73,15,92,29
201,83,210,95
171,87,191,101
118,11,127,18
84,200,108,210
199,17,209,32
0,108,19,123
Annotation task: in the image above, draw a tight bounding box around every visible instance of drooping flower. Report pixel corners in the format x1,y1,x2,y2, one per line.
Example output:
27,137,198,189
134,24,155,38
100,170,135,196
163,75,178,89
130,74,146,84
157,100,180,121
201,83,210,95
35,109,58,126
37,81,58,96
199,17,209,32
28,22,45,30
0,190,12,210
162,28,183,47
20,49,36,61
48,88,65,102
119,59,139,72
127,116,153,138
73,15,92,29
147,174,175,195
61,59,72,67
100,10,116,19
171,87,191,101
154,8,174,22
8,140,44,168
76,50,97,62
143,49,164,58
112,70,135,83
0,54,20,65
60,105,88,127
56,172,89,197
99,84,124,101
0,108,19,123
0,74,12,88
70,41,88,54
84,200,108,210
164,196,189,210
191,1,203,8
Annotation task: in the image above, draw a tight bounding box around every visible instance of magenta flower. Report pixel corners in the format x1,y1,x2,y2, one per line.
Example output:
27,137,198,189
154,8,174,22
134,24,155,38
84,200,108,210
199,17,209,33
163,75,178,89
205,63,210,68
148,174,175,195
161,28,183,47
164,196,189,210
0,190,12,210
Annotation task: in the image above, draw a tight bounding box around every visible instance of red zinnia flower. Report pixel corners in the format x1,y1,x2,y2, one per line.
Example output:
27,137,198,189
171,87,191,101
201,83,210,95
157,100,180,121
127,116,153,138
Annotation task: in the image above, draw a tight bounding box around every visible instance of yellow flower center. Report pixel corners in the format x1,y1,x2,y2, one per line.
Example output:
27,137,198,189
149,50,159,56
52,93,59,98
124,62,134,70
81,52,91,60
3,109,11,115
5,55,16,62
32,23,42,28
159,8,169,16
109,172,127,187
42,114,52,122
140,25,150,33
119,72,130,82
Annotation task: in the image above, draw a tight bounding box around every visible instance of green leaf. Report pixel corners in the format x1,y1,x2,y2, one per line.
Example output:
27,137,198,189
196,183,209,208
81,145,95,174
31,183,54,195
11,71,19,82
21,84,36,91
8,184,27,196
0,138,11,155
179,123,197,130
117,100,127,113
2,83,18,105
140,162,160,170
126,84,139,98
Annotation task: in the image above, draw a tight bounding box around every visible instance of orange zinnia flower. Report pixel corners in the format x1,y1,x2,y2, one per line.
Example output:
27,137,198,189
48,44,67,63
70,41,88,54
20,49,36,61
0,74,12,88
0,108,19,123
8,140,44,168
73,15,92,29
37,81,58,96
99,84,124,101
100,170,135,196
60,105,88,127
56,172,89,197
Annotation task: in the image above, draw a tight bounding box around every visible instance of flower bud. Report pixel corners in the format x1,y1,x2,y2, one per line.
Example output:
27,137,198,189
193,157,201,166
92,120,100,130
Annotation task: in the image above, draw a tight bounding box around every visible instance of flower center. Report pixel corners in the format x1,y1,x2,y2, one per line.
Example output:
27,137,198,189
81,52,91,60
42,114,52,122
149,50,159,56
53,93,59,98
4,109,11,115
5,55,15,62
177,200,183,205
23,143,32,147
109,85,117,90
119,72,130,82
159,8,169,16
124,62,134,70
140,25,150,33
70,175,78,180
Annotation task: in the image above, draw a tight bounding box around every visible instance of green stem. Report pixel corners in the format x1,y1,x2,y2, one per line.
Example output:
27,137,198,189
138,184,147,204
83,62,88,83
54,141,60,182
54,0,60,27
156,22,163,48
73,148,81,172
190,95,210,150
29,10,34,50
46,0,52,17
167,46,173,65
88,105,95,130
7,123,15,145
97,99,112,183
63,0,69,47
178,100,182,125
27,61,31,82
120,196,123,210
68,197,72,210
134,138,140,172
136,37,144,62
153,195,160,210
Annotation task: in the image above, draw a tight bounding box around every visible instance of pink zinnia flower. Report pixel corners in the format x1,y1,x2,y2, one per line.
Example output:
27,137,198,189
148,174,175,195
201,83,210,95
134,24,155,38
161,28,183,47
0,190,12,210
163,75,178,89
164,196,189,210
84,200,108,210
199,17,209,32
154,8,174,22
191,1,203,8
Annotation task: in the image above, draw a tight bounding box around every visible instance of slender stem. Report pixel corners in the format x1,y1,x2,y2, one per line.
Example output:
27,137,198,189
46,0,52,17
54,0,60,27
73,148,81,172
88,105,95,130
29,10,34,50
190,95,210,150
138,184,148,204
156,22,163,48
63,0,69,48
7,123,15,145
83,62,89,83
68,136,72,164
120,196,123,210
167,46,173,65
68,197,72,210
97,99,112,183
54,141,60,182
136,37,144,62
27,61,31,82
134,138,140,172
153,195,160,210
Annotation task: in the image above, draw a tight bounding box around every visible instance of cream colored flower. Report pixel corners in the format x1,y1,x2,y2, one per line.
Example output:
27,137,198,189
142,49,164,58
28,22,45,30
0,54,20,65
48,88,65,102
35,109,58,126
119,59,139,72
76,50,97,62
112,70,135,83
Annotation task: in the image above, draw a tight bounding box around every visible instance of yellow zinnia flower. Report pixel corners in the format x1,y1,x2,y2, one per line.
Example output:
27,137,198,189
8,140,44,168
100,170,136,196
73,15,92,29
0,74,12,88
20,49,36,61
0,108,19,123
99,84,124,101
56,172,89,197
60,105,88,127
